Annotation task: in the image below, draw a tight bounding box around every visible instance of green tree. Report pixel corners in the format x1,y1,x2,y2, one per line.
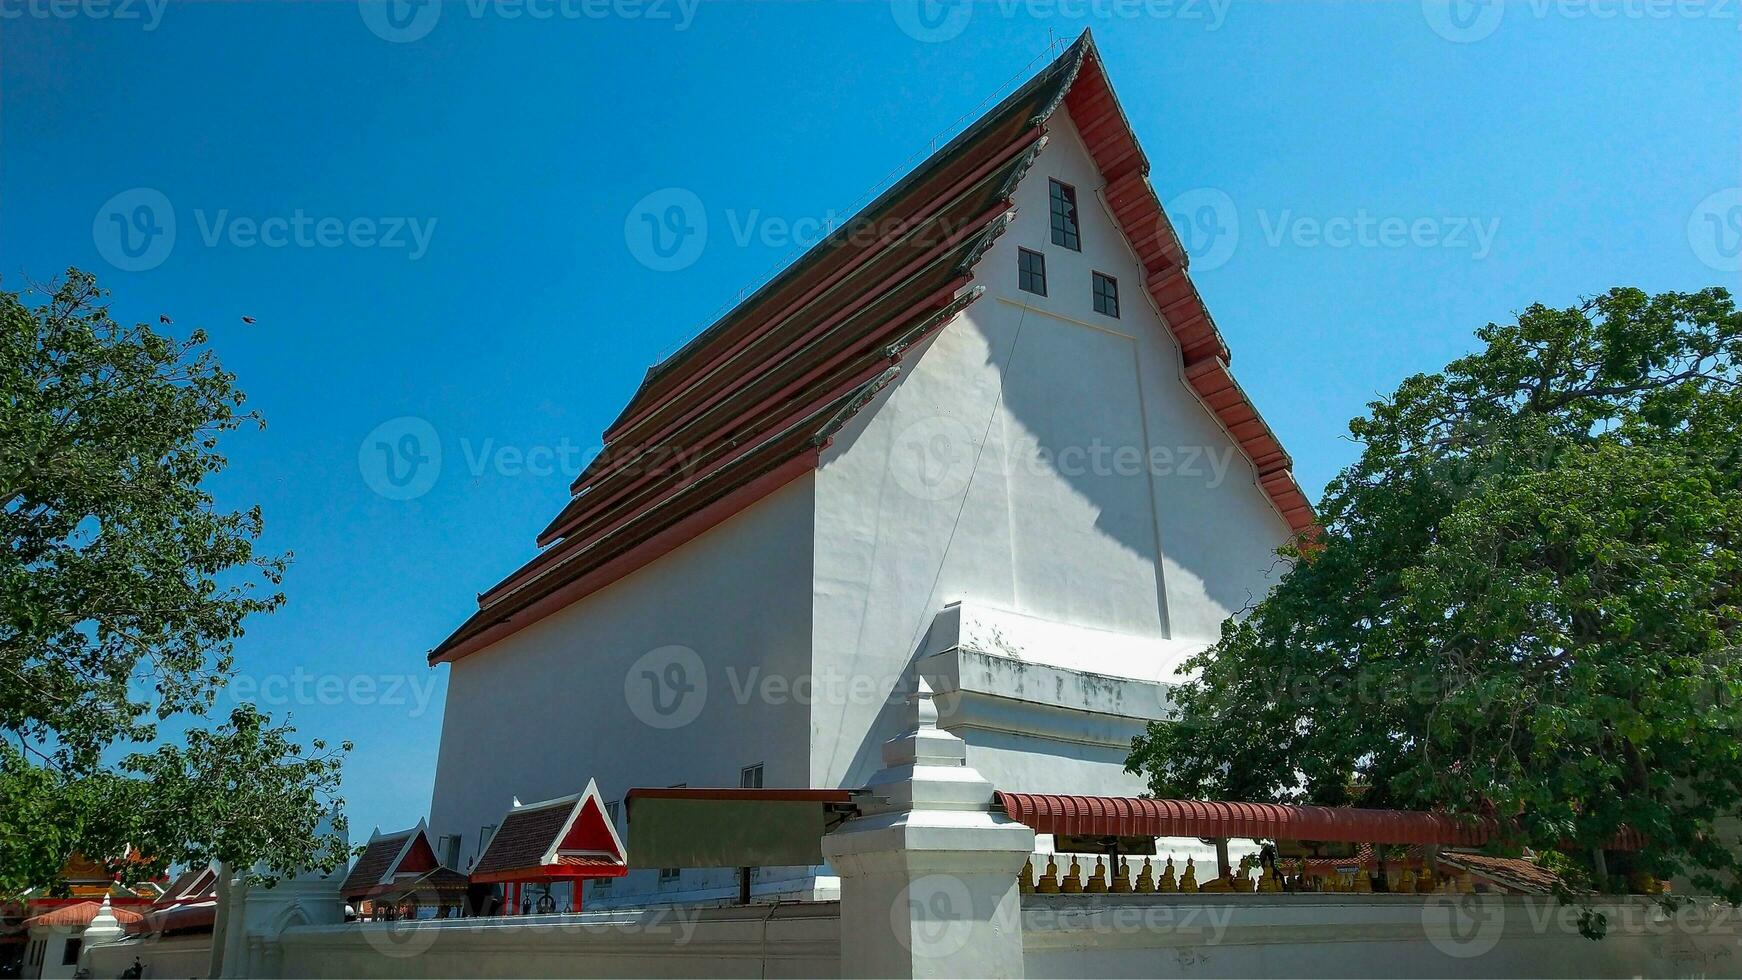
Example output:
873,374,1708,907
1,270,348,894
1128,287,1742,907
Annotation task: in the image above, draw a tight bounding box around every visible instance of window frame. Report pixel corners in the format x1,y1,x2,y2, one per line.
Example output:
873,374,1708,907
1092,271,1120,319
1049,179,1081,251
1018,247,1048,297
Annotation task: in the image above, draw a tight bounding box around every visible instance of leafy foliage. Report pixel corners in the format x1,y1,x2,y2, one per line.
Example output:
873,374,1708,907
1129,287,1742,903
0,271,348,894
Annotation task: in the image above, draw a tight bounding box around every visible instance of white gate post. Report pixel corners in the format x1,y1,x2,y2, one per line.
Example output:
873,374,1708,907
822,679,1035,979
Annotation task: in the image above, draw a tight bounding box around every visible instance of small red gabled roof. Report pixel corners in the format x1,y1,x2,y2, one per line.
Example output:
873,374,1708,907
471,779,627,884
340,821,452,900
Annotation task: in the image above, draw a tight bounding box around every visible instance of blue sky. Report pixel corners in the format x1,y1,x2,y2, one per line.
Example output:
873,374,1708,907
3,0,1736,843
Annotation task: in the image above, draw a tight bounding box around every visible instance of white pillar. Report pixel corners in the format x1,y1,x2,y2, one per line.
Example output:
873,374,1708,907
822,679,1035,980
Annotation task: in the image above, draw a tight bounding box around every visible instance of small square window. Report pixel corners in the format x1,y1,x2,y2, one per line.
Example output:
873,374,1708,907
740,764,764,789
62,938,82,966
1018,248,1047,297
1092,271,1120,319
1049,179,1080,251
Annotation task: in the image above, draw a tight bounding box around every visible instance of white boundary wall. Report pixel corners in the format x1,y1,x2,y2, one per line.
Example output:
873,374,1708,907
269,904,838,979
249,894,1742,979
1022,894,1742,978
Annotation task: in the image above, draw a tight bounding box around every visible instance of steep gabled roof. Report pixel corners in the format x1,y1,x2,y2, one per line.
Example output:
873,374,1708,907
339,821,443,900
430,30,1311,665
470,779,627,883
153,865,217,908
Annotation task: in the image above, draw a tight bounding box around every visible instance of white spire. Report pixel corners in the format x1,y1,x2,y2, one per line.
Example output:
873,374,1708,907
82,894,125,945
859,676,991,815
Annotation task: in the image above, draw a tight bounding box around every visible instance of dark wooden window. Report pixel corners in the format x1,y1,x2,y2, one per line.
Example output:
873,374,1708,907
1092,271,1120,318
1049,179,1080,250
1018,248,1047,296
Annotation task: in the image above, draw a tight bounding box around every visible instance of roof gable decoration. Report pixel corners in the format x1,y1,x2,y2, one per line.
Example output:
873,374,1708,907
339,820,442,898
377,818,439,886
470,779,628,883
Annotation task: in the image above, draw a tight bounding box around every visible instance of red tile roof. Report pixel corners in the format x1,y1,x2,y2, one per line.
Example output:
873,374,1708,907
996,792,1496,846
24,902,144,930
340,830,415,898
471,782,628,883
1440,851,1564,894
473,804,573,879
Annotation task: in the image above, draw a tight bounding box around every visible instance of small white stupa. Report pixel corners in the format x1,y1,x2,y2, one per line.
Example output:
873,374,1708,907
82,893,127,946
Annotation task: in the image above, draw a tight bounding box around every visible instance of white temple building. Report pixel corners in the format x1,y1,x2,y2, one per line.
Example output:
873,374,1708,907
425,31,1313,907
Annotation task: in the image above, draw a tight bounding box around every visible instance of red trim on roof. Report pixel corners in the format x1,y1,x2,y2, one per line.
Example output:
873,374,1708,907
1056,43,1311,534
997,793,1645,851
995,792,1497,846
432,450,821,664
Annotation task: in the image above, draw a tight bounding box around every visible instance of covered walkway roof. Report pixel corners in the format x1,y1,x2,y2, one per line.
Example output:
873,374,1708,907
994,792,1642,850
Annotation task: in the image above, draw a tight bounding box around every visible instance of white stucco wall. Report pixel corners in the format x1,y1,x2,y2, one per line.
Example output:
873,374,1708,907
24,928,81,980
84,933,211,980
809,106,1290,792
1021,894,1742,979
248,896,1741,980
428,475,816,902
269,905,840,979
